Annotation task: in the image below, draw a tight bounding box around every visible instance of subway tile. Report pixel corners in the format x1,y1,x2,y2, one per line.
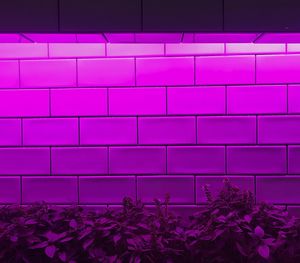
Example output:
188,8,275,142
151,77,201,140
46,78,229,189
80,117,137,145
197,116,256,144
109,87,166,115
0,177,20,203
167,146,225,174
76,34,106,43
288,85,300,113
109,146,166,174
79,176,135,204
105,33,135,43
227,85,287,114
0,60,19,88
166,43,224,56
107,43,164,57
0,148,50,175
256,176,300,204
194,33,257,43
78,58,135,87
135,33,181,43
196,55,255,85
287,44,300,53
49,43,105,58
20,59,77,88
0,119,21,146
226,43,285,54
136,57,194,86
52,147,108,175
23,118,78,146
51,88,107,116
196,176,254,203
22,176,77,204
258,116,300,144
139,117,196,144
24,34,76,43
288,146,300,174
256,54,300,84
0,43,48,59
227,146,286,174
167,86,225,115
0,89,49,117
137,176,194,204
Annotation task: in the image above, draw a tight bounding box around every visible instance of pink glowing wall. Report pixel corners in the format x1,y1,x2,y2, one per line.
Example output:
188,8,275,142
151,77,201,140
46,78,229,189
1,41,300,214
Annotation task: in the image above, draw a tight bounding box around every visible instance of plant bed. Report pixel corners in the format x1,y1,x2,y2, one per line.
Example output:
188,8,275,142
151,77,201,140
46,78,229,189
1,179,300,263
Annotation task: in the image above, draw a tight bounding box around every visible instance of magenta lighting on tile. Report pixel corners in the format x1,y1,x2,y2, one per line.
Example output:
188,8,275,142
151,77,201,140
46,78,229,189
1,32,300,212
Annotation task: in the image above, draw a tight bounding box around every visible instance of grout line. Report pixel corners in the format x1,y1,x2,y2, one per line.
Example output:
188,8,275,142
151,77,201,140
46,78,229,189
19,33,34,43
0,143,296,148
47,43,50,58
0,112,298,119
180,33,184,43
136,116,139,144
193,56,196,85
195,116,198,144
49,89,52,116
134,57,137,86
287,84,289,113
18,60,21,88
254,55,257,84
101,33,109,43
0,51,298,62
78,118,80,145
253,33,264,43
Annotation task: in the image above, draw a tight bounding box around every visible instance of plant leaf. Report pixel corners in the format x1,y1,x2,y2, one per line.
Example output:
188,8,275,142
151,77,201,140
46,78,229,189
254,226,265,238
45,245,56,258
258,244,270,259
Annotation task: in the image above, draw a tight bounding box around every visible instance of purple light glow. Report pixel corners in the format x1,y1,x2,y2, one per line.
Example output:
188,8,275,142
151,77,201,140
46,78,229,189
0,34,299,212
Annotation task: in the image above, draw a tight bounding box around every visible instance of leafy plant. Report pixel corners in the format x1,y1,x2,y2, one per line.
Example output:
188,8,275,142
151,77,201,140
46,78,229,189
0,179,300,262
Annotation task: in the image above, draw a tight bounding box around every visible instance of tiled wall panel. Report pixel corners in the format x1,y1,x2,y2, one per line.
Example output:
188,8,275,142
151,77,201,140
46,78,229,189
0,42,299,207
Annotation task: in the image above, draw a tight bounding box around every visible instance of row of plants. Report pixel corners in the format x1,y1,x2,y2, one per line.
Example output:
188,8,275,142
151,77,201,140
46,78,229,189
1,179,300,263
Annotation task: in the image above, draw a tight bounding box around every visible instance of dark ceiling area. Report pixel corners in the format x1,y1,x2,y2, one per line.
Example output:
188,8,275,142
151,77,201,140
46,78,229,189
0,0,299,32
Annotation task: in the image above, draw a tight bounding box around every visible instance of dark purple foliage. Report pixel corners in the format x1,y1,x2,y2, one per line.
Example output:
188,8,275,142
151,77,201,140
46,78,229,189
0,179,300,262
